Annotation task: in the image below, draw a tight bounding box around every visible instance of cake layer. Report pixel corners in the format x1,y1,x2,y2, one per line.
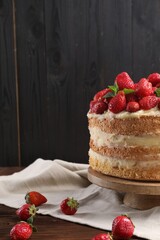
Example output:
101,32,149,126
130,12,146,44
89,153,160,181
88,114,160,135
89,126,160,147
90,139,160,161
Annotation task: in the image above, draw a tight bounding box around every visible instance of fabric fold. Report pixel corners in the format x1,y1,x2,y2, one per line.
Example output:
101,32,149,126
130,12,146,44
0,158,160,240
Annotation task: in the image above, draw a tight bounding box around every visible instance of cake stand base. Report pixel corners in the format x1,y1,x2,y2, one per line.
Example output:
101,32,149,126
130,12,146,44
88,167,160,210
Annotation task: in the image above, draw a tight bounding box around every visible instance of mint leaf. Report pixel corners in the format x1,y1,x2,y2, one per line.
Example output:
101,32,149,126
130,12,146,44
103,83,118,99
108,83,119,94
155,88,160,97
123,88,135,94
103,91,115,98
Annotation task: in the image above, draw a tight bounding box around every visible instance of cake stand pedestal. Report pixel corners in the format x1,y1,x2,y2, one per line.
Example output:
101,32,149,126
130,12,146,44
88,167,160,210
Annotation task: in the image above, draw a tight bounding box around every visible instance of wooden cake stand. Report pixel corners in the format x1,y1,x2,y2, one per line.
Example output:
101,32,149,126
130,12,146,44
88,167,160,210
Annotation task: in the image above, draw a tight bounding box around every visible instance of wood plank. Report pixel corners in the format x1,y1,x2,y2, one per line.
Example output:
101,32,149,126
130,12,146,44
0,0,19,166
132,0,160,81
15,0,49,166
45,0,132,164
45,0,91,163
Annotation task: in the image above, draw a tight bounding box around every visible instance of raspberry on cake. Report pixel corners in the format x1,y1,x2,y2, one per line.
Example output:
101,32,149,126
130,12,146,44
87,72,160,181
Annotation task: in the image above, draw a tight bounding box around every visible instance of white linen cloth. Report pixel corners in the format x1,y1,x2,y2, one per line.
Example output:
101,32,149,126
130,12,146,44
0,158,159,240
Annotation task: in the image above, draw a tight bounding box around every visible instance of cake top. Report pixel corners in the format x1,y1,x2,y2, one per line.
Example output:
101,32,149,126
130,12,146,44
89,72,160,115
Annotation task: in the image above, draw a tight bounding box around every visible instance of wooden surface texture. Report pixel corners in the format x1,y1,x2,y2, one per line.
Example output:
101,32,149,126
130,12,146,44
1,0,160,166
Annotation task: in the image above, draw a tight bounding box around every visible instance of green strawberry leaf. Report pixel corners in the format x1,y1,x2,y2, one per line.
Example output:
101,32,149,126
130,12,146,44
108,83,119,94
103,91,115,98
103,83,119,98
27,216,34,224
123,88,135,94
155,88,160,97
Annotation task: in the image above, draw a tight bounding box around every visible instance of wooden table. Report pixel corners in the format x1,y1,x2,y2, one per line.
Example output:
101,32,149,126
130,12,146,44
0,167,146,240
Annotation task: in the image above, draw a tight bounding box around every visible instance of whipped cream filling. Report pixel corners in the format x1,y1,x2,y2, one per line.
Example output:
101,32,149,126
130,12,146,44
87,106,160,120
89,126,160,147
89,149,160,169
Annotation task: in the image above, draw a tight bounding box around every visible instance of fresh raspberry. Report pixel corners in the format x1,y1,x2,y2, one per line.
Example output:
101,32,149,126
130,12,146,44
148,73,160,86
139,95,158,110
93,88,112,101
112,215,134,240
90,100,108,114
135,78,153,97
108,92,126,113
115,72,134,90
126,101,140,112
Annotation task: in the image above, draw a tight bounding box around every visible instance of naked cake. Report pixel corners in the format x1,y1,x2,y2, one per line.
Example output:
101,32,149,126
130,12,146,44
87,72,160,180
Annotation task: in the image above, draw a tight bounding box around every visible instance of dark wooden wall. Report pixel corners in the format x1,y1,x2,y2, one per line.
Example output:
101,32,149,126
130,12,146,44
1,0,160,166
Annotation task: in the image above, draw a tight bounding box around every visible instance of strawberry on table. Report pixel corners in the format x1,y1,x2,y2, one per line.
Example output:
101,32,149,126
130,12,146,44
10,222,33,240
25,191,47,207
60,197,79,215
112,215,135,240
16,204,37,222
91,233,112,240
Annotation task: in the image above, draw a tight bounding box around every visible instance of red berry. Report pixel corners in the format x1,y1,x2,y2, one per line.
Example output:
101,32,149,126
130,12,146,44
90,100,108,114
125,92,138,103
10,222,33,240
148,73,160,86
108,92,126,113
91,233,112,240
16,204,37,222
93,88,112,101
135,78,153,97
126,101,140,112
112,215,134,240
25,191,47,207
115,72,134,90
139,95,158,110
60,197,79,215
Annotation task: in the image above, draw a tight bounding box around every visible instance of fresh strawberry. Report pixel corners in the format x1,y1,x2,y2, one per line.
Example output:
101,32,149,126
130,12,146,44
93,88,112,101
25,191,47,207
125,92,138,103
115,72,134,90
16,204,37,222
112,215,135,240
148,73,160,86
126,101,140,112
108,92,126,113
139,95,158,110
90,100,108,114
60,197,79,215
135,78,153,97
91,233,112,240
10,222,33,240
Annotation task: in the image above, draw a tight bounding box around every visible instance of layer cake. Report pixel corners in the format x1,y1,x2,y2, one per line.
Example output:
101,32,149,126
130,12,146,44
88,72,160,181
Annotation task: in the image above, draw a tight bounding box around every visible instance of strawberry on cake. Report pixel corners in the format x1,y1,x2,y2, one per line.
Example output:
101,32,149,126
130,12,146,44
87,72,160,181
